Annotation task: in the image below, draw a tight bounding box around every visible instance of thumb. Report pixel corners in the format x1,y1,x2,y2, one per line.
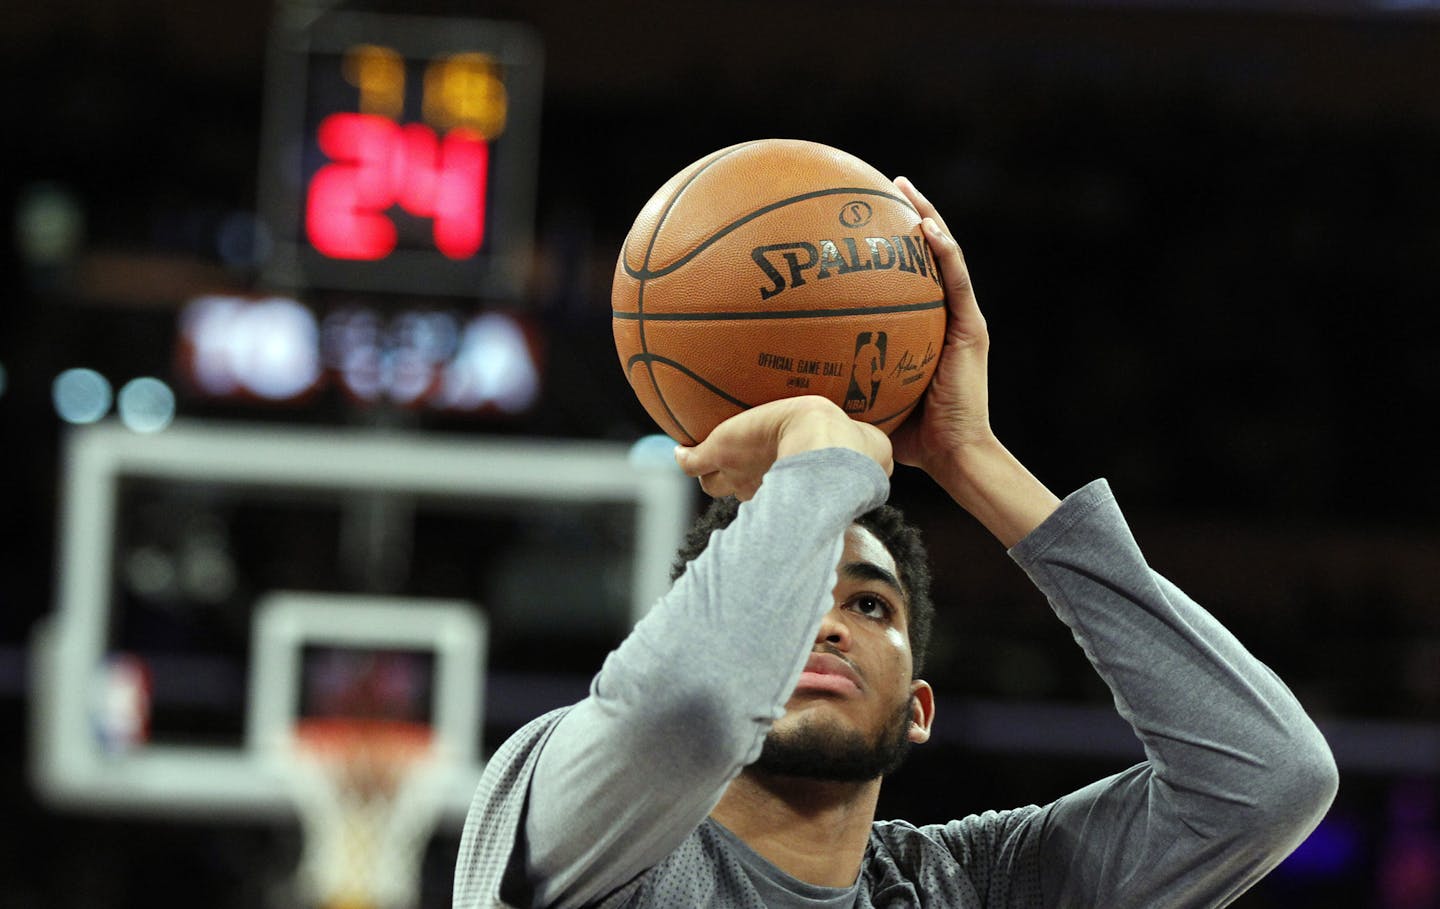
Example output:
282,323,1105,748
674,444,699,476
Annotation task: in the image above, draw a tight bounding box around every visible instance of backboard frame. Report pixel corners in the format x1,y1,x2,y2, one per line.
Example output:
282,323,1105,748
31,420,693,820
248,592,485,763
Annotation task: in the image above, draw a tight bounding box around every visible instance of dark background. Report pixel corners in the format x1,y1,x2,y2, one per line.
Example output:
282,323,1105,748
2,1,1439,906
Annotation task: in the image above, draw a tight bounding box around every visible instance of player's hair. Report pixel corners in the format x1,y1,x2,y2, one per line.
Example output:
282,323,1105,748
670,497,935,676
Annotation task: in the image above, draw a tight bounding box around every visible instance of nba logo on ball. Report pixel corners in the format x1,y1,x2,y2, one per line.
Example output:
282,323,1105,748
613,139,947,444
843,331,886,415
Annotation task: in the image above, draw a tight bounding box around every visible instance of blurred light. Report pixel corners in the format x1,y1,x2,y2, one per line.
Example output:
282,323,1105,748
180,295,320,401
242,299,321,399
0,360,7,399
179,544,236,603
123,546,178,600
16,181,84,266
326,307,536,410
389,353,431,405
1277,818,1362,878
628,434,685,471
343,44,405,119
307,114,402,260
90,655,151,753
396,310,460,363
183,298,540,414
390,310,460,405
321,307,379,369
53,368,113,424
424,52,508,137
306,115,488,261
183,296,240,395
430,127,489,259
216,211,272,270
118,377,177,433
322,307,383,402
440,312,539,412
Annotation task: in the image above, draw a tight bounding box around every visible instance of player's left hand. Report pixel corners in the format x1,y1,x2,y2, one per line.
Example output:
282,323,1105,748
675,396,892,500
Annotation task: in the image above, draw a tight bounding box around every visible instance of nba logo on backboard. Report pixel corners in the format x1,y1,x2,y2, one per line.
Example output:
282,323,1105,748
843,331,886,414
90,654,151,753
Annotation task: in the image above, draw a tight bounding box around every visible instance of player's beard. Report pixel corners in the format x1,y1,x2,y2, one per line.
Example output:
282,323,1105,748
752,695,915,782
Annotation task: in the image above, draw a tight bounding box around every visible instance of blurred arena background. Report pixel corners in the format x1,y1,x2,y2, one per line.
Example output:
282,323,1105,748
2,1,1439,907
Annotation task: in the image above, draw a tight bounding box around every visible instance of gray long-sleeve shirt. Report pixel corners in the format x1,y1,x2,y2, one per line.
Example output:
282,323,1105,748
455,448,1338,908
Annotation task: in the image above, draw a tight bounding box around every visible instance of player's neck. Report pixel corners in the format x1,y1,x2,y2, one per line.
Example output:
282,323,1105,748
710,770,880,888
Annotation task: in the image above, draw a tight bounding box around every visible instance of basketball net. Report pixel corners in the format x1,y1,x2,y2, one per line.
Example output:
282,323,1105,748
286,719,446,909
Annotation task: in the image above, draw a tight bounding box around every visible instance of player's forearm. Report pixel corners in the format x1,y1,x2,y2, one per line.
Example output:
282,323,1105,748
1016,482,1337,899
927,435,1061,549
1016,483,1335,805
522,449,889,906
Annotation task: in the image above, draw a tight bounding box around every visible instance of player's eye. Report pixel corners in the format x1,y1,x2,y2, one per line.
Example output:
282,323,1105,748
845,593,892,620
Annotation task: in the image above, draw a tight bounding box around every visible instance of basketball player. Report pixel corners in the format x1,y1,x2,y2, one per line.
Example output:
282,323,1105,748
455,178,1338,908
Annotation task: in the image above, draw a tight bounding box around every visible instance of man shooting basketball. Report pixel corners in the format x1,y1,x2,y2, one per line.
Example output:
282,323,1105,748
455,177,1337,908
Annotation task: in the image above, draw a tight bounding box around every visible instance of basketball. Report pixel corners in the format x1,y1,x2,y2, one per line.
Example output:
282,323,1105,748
612,139,948,445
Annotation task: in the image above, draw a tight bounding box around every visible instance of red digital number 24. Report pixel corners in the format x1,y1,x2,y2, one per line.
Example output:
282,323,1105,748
306,112,489,261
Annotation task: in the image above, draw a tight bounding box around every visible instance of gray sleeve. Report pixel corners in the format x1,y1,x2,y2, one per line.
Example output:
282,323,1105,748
1007,480,1339,908
519,448,890,908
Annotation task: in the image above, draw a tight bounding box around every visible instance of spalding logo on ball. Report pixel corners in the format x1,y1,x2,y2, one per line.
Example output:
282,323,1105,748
613,138,947,444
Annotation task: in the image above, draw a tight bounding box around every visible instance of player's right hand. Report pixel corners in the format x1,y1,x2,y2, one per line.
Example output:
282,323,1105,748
674,396,893,501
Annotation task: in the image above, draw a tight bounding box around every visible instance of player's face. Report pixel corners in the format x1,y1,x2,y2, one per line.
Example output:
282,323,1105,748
755,525,934,782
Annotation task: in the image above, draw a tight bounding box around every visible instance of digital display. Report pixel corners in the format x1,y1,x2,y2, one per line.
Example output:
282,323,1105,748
258,12,542,298
175,294,543,415
305,112,489,261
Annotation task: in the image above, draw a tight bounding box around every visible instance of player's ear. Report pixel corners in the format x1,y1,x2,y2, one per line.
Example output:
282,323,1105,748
908,680,935,744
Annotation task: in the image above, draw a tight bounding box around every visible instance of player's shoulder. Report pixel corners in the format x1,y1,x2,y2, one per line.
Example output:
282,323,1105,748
493,706,573,764
471,705,574,802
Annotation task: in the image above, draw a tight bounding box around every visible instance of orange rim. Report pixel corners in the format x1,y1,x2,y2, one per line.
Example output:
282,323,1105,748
292,717,434,763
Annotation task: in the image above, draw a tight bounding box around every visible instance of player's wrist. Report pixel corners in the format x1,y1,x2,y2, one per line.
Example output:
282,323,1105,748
774,398,855,457
926,432,1003,494
932,437,1060,547
775,398,891,468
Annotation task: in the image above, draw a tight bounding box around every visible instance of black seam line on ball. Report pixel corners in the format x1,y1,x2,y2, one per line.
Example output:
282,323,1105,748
626,353,754,410
636,142,760,445
621,187,919,282
870,403,917,425
624,357,923,428
613,298,944,321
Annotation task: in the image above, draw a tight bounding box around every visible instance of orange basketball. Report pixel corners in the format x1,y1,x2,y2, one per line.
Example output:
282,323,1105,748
613,139,947,445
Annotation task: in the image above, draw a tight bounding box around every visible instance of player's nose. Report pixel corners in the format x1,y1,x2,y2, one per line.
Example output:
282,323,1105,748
816,607,853,650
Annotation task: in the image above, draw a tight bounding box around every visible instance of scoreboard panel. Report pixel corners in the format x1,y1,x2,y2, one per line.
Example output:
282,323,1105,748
257,11,543,298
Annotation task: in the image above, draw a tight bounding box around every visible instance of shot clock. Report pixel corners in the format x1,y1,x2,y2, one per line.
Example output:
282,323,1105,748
258,11,542,298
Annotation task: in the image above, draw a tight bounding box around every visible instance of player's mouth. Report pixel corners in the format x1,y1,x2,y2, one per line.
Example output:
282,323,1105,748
794,651,863,696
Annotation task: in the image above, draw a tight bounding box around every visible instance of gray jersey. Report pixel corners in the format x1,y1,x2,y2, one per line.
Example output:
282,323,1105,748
455,449,1337,908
